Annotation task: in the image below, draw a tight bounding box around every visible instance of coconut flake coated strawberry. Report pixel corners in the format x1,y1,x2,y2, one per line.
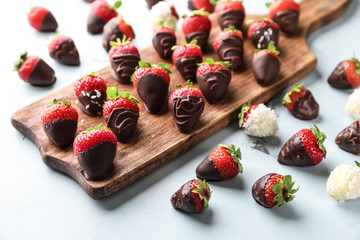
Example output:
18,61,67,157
246,18,279,49
267,0,300,36
102,16,135,52
87,0,121,34
215,0,245,30
150,2,179,30
188,0,214,13
27,6,58,32
252,43,280,85
48,33,80,66
152,22,176,60
328,58,360,89
182,9,211,50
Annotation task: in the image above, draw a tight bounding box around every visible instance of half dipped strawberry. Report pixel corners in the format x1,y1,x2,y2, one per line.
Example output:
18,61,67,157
267,0,300,36
246,18,279,49
328,58,360,89
215,0,246,30
48,33,80,66
102,16,135,52
87,0,121,34
27,6,58,32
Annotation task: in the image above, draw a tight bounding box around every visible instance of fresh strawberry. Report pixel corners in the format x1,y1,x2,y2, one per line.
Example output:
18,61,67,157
188,0,215,13
214,0,246,30
196,58,232,104
172,40,203,82
252,173,299,208
169,80,205,133
246,18,279,49
73,123,117,181
335,121,360,156
278,124,327,166
328,58,360,89
182,9,211,50
27,6,58,32
152,21,176,60
102,16,135,52
14,51,56,86
282,83,319,120
150,2,179,30
48,33,80,66
170,178,211,213
41,99,78,148
103,87,139,142
87,0,122,34
212,26,244,71
267,0,300,36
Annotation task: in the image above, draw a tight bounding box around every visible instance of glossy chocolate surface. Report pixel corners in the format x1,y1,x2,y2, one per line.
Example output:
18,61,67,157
175,55,202,82
40,11,58,32
111,51,140,84
252,52,280,85
170,180,196,213
87,12,106,34
77,90,106,116
152,31,176,60
217,34,244,71
290,90,319,120
272,9,299,36
43,119,77,148
217,9,244,30
196,155,222,181
277,135,314,166
185,30,209,50
250,26,279,49
28,58,56,86
105,108,139,143
103,20,124,52
328,62,351,89
49,37,80,66
335,121,360,156
252,173,276,208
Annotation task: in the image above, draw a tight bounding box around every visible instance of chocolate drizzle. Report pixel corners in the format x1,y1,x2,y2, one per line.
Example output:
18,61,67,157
49,37,80,66
217,9,244,30
87,12,106,34
103,20,124,52
185,30,209,50
217,34,244,71
252,53,280,85
196,155,223,181
77,90,107,116
28,58,56,86
328,62,351,89
40,11,58,32
252,173,277,208
152,32,176,60
43,119,77,148
105,108,139,143
290,90,319,120
272,9,299,36
335,121,360,156
111,52,140,84
146,0,163,9
250,26,279,49
175,55,202,82
277,135,314,166
170,180,196,213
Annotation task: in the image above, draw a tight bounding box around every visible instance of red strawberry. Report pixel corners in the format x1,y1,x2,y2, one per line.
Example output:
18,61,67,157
328,58,360,89
169,80,205,133
196,144,242,181
188,0,215,13
182,9,212,50
152,22,176,60
41,99,78,148
87,0,121,34
252,42,280,85
48,33,80,66
14,51,56,86
172,40,203,82
278,124,327,166
267,0,300,36
214,0,246,30
252,173,299,208
27,6,58,32
196,58,232,104
103,87,140,142
246,18,279,49
150,2,179,30
102,16,135,52
212,26,244,71
335,121,360,156
282,83,319,120
170,178,211,213
73,124,117,181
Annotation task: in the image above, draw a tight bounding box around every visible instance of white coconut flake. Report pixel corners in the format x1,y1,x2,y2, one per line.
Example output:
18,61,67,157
149,2,178,30
85,105,90,109
81,119,85,123
243,104,278,137
345,88,360,120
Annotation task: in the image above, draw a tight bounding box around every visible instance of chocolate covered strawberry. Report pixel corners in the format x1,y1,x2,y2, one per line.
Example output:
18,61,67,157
152,21,176,60
74,72,107,116
27,6,58,32
87,0,121,34
212,26,244,71
196,58,232,104
48,33,80,66
182,8,212,50
215,0,246,30
188,0,215,13
74,123,117,181
282,83,319,120
146,0,163,9
103,87,139,142
328,58,360,89
132,61,171,114
109,36,140,84
14,51,56,86
196,144,242,181
335,121,360,156
252,42,280,85
170,178,211,213
278,124,327,166
102,16,135,52
267,0,300,36
252,173,299,208
246,18,279,49
41,99,78,148
169,81,205,133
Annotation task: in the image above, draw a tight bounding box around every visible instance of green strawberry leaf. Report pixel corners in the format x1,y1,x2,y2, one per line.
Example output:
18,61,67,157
110,35,130,48
219,144,243,173
265,2,273,8
157,62,172,74
106,86,119,100
238,101,251,128
89,71,99,77
206,58,215,64
353,57,360,75
192,179,211,210
270,175,299,207
14,51,28,71
311,124,327,158
138,61,152,68
223,25,242,34
185,8,210,18
113,1,122,9
355,160,360,168
282,83,303,104
119,92,139,104
198,58,232,69
186,80,193,88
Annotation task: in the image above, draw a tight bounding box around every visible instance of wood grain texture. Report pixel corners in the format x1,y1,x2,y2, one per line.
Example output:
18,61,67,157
11,0,350,199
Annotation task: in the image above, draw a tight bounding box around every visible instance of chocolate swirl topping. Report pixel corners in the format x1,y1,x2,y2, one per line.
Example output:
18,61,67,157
111,51,140,84
40,11,58,32
196,155,223,181
252,173,277,208
217,9,244,30
217,34,244,71
28,58,56,86
105,108,139,143
87,12,106,34
252,52,280,85
290,90,319,120
175,55,203,82
152,32,176,60
277,135,314,166
170,180,196,213
250,26,279,50
272,9,299,36
335,121,360,156
77,90,107,116
44,119,77,149
327,62,351,89
185,30,209,50
103,20,124,52
49,37,80,66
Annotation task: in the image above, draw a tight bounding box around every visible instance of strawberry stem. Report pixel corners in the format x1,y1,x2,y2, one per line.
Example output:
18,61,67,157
271,174,299,207
282,83,303,104
311,124,327,158
14,51,28,71
218,144,243,173
238,101,251,128
191,179,212,210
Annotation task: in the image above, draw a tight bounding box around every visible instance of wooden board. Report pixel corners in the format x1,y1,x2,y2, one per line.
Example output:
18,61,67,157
11,0,350,199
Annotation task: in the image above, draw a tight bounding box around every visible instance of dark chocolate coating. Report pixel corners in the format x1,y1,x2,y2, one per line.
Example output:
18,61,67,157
327,62,351,89
217,9,244,30
77,90,107,116
197,68,231,104
102,20,124,52
217,34,244,71
188,0,196,11
169,95,205,133
39,11,58,32
87,12,106,34
105,108,139,143
43,119,77,148
146,0,163,9
84,0,95,2
137,72,169,114
185,30,209,50
111,51,140,84
175,56,202,82
290,90,319,120
170,180,196,213
277,135,314,166
49,37,80,66
250,26,279,49
252,173,277,208
196,155,223,181
28,58,56,86
272,9,299,36
335,121,360,156
152,31,176,60
252,53,280,85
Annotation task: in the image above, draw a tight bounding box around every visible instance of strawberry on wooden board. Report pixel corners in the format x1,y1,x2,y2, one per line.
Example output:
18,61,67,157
335,121,360,156
214,0,246,30
48,33,80,66
188,0,215,13
27,6,58,32
245,18,279,49
278,124,327,166
267,0,300,36
252,173,299,208
102,16,135,52
282,83,319,120
170,178,211,213
196,58,232,104
41,99,78,148
87,0,122,34
132,61,171,114
196,144,242,181
152,21,176,60
73,123,117,181
74,72,107,116
103,87,140,143
109,36,140,84
169,80,205,133
14,51,56,86
328,58,360,89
